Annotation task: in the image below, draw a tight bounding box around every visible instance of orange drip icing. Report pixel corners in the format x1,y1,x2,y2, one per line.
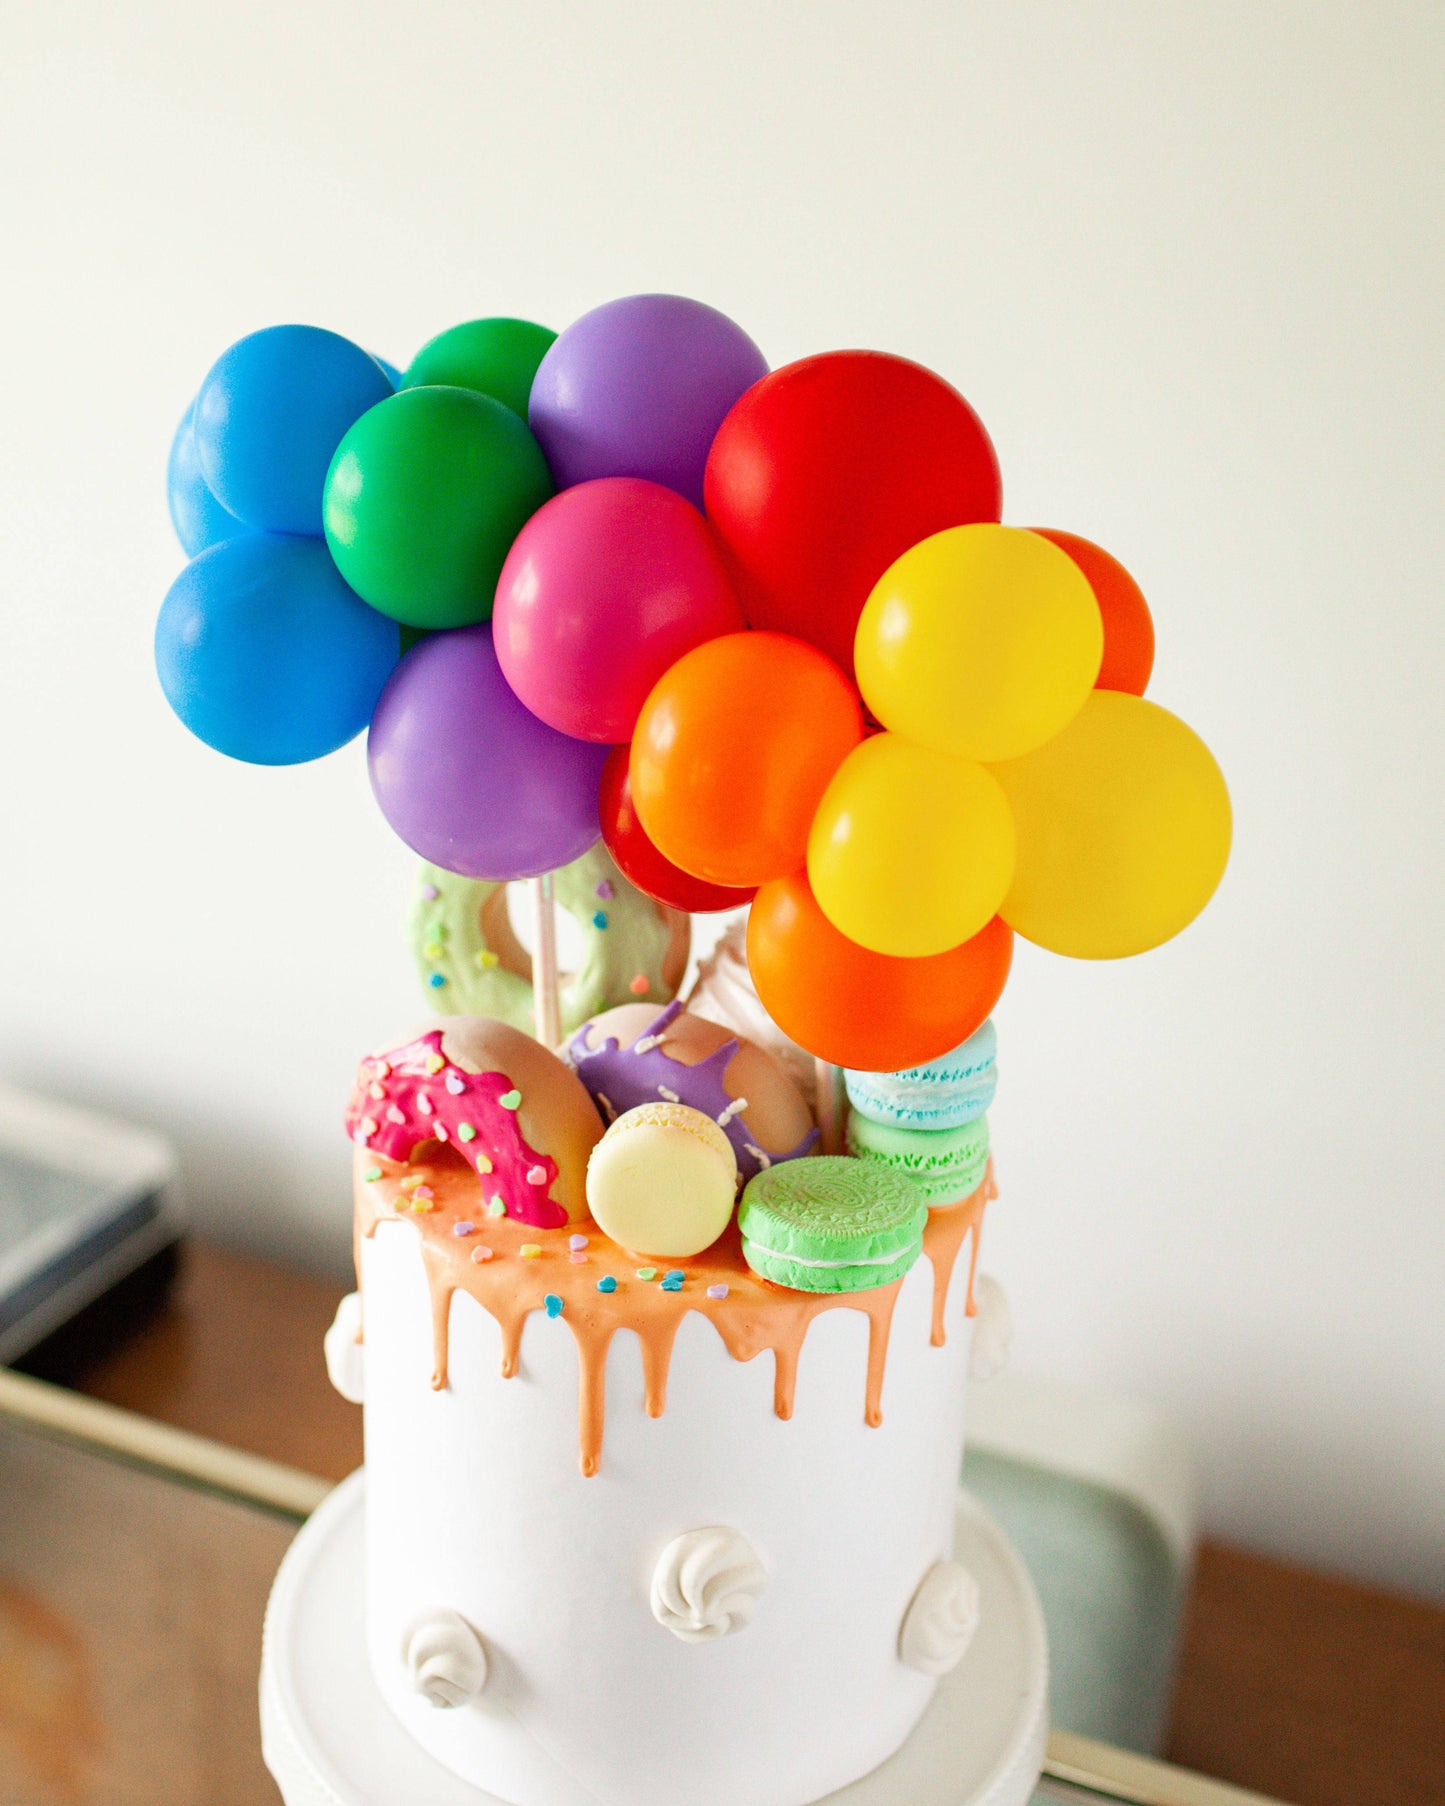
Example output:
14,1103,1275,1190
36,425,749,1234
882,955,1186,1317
356,1146,992,1476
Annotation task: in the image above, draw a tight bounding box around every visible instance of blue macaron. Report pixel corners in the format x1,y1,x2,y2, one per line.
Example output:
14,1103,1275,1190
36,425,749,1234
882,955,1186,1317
844,1019,997,1132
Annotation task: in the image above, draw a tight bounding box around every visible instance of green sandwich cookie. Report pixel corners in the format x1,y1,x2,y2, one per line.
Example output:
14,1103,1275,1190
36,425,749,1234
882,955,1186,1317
845,1112,990,1207
738,1156,927,1295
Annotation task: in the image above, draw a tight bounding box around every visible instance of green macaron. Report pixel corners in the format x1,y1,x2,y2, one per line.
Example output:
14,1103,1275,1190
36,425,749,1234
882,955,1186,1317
738,1156,928,1295
845,1111,990,1207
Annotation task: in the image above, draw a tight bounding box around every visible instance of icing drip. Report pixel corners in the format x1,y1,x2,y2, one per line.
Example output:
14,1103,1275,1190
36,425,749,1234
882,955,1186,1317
356,1148,992,1476
568,1000,817,1182
345,1030,567,1229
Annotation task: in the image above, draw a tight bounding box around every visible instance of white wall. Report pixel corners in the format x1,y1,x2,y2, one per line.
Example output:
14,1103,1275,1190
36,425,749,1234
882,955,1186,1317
1,2,1440,1601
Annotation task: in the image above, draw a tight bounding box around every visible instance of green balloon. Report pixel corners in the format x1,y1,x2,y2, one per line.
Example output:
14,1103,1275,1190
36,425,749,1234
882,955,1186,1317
402,317,557,420
324,386,554,629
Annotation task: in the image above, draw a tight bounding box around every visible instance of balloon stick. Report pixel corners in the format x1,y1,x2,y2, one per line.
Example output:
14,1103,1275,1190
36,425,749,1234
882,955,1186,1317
815,1057,843,1155
530,873,562,1047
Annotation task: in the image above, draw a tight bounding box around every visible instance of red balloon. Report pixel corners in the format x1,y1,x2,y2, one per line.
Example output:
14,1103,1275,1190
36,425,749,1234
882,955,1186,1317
598,745,755,914
705,351,1001,676
747,872,1013,1071
1031,529,1155,696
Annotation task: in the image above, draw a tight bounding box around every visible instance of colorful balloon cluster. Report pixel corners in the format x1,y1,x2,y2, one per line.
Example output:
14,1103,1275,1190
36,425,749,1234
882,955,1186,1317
156,294,1230,1072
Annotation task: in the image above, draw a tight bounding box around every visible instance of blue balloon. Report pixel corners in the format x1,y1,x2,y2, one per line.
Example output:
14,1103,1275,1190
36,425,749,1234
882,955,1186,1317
166,401,252,556
155,534,399,765
193,325,392,535
370,354,403,389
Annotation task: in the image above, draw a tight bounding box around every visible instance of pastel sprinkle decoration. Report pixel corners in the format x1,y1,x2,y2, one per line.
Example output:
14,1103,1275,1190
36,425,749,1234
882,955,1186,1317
628,974,649,996
434,1122,450,1141
421,884,440,902
445,1072,466,1095
368,1082,385,1101
474,1151,493,1174
428,973,446,988
521,1243,542,1259
569,1234,589,1251
423,941,443,960
664,1269,686,1284
424,1054,445,1075
592,911,609,930
569,1251,588,1264
636,1266,657,1282
526,1164,548,1185
595,879,614,900
363,1167,382,1182
386,1105,407,1124
597,1275,618,1294
487,1196,507,1217
660,1275,683,1293
477,948,500,970
416,1093,433,1116
453,1221,475,1237
411,1185,434,1201
498,1089,523,1111
470,1244,494,1263
457,1122,477,1142
399,1173,423,1191
706,1284,729,1301
545,1293,564,1318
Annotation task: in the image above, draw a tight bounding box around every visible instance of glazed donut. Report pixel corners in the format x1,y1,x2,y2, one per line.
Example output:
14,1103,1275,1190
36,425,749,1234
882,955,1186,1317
410,841,690,1041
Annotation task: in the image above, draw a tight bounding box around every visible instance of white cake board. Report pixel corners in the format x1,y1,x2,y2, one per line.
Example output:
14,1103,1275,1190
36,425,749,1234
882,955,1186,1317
261,1470,1049,1806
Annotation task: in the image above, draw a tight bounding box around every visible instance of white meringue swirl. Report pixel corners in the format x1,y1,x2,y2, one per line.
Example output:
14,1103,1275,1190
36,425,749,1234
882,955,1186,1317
403,1610,489,1708
899,1561,981,1676
650,1526,768,1644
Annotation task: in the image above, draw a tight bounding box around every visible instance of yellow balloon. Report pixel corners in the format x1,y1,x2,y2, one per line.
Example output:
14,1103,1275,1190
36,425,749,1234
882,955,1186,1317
807,733,1016,958
990,691,1231,959
855,524,1104,763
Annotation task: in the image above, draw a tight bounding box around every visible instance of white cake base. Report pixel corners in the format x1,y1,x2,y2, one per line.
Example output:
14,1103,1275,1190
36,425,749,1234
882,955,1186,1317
261,1471,1049,1806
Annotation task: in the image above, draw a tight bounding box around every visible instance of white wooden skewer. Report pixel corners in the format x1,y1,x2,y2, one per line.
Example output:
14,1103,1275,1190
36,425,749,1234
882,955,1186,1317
529,872,562,1048
815,1056,843,1155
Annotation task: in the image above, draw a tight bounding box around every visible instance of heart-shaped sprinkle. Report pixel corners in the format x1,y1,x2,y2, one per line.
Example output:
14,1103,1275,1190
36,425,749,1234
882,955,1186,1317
628,974,649,995
569,1234,589,1251
520,1244,541,1259
363,1167,382,1182
487,1196,506,1217
368,1082,385,1101
375,1062,390,1079
660,1277,682,1292
498,1089,522,1110
477,949,500,970
595,879,614,900
456,1123,476,1142
474,1151,493,1173
412,1185,433,1201
544,1294,564,1318
416,1093,433,1116
360,1118,378,1138
453,1221,475,1237
471,1244,493,1263
399,1173,423,1191
569,1251,587,1264
597,1275,618,1294
425,1054,445,1075
445,1073,466,1095
592,910,609,930
525,1165,547,1186
434,1122,449,1140
636,1267,657,1282
386,1105,406,1124
706,1284,729,1301
421,885,440,902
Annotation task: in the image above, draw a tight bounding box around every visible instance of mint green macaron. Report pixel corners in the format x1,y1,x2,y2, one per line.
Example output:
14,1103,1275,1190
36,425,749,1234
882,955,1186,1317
845,1111,990,1207
738,1156,927,1295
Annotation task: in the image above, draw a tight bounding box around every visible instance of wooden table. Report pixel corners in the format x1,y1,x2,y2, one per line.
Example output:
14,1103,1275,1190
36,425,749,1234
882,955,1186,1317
38,1239,1445,1806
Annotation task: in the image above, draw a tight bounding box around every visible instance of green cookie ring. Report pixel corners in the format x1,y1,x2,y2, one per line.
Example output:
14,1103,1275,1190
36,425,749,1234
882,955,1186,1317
738,1156,927,1296
845,1112,991,1207
410,842,691,1041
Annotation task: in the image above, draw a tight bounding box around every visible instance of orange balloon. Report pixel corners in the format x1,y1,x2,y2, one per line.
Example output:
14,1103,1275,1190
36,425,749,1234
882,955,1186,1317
631,632,863,887
747,872,1013,1071
1032,529,1154,696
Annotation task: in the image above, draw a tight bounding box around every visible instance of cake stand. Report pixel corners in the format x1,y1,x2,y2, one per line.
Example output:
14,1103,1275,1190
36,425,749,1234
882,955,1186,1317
261,1472,1049,1806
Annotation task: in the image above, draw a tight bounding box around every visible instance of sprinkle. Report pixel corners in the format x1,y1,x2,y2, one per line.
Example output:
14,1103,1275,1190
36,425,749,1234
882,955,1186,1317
412,1185,434,1201
569,1250,588,1263
453,1221,475,1237
434,1122,450,1140
597,1275,618,1294
636,1266,657,1281
633,1033,666,1054
399,1173,424,1191
487,1196,506,1217
363,1166,382,1182
417,1092,434,1116
657,1085,680,1104
569,1234,589,1251
521,1243,542,1259
368,1081,385,1101
664,1269,685,1283
421,884,440,902
499,1088,522,1110
375,1062,390,1079
628,974,649,996
428,973,446,988
595,879,614,900
544,1293,564,1318
445,1073,466,1095
409,1197,436,1214
386,1105,407,1124
360,1117,379,1138
456,1122,476,1142
424,942,444,960
706,1284,729,1301
424,1053,445,1074
660,1276,683,1292
716,1096,748,1127
592,910,609,931
477,948,500,969
474,1150,493,1173
525,1164,547,1185
744,1144,770,1169
471,1244,494,1263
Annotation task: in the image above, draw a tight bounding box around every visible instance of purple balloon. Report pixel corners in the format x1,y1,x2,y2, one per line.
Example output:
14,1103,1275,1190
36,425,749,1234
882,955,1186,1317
528,294,768,510
368,625,608,880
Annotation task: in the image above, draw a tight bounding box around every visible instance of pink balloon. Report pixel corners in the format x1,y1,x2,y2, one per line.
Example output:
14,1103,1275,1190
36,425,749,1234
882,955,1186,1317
493,476,745,742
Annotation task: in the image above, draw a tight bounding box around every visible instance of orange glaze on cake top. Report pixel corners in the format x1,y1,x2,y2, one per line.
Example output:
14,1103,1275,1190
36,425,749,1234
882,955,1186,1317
355,1144,991,1476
